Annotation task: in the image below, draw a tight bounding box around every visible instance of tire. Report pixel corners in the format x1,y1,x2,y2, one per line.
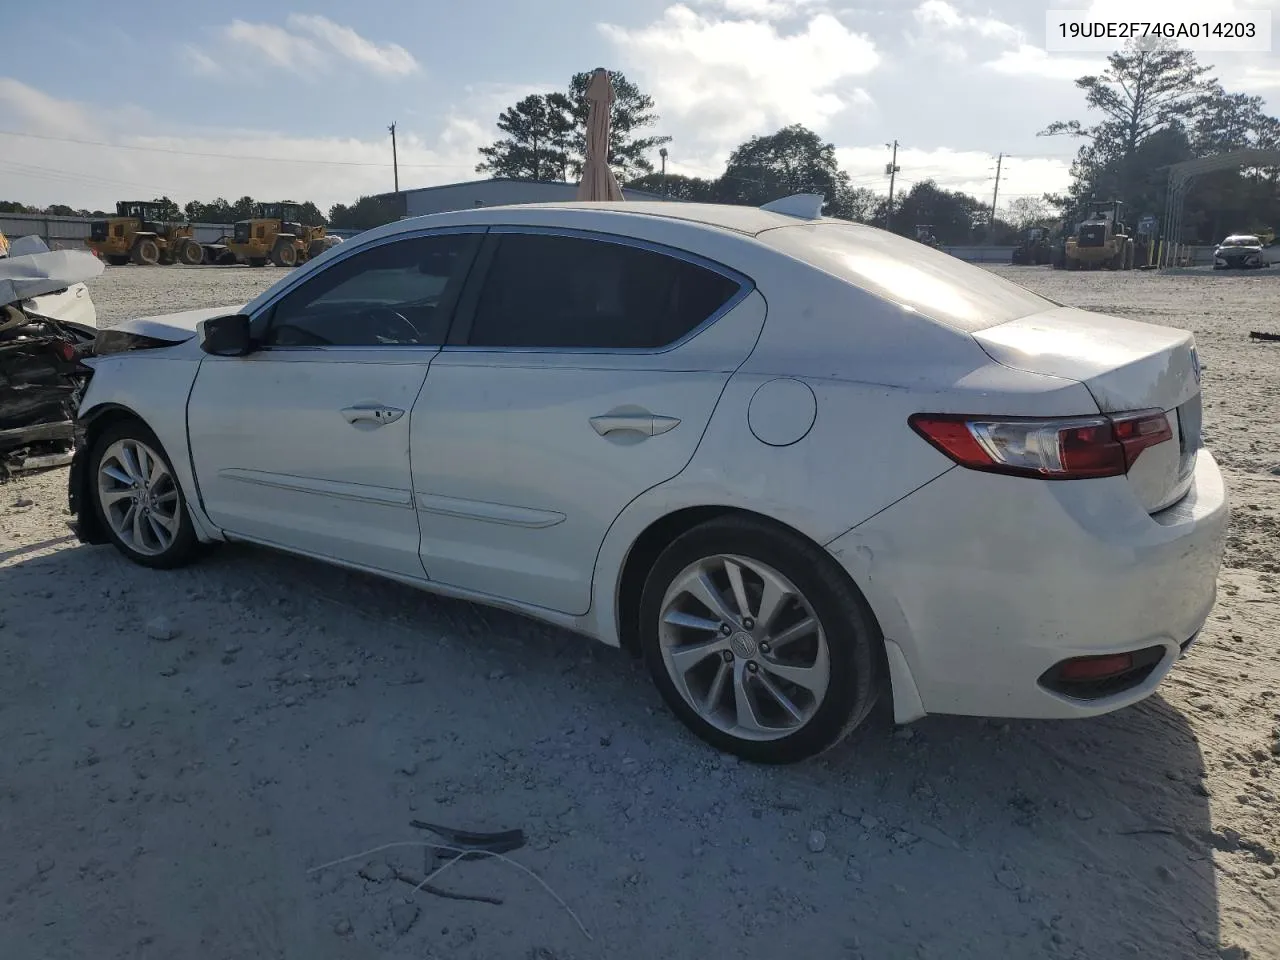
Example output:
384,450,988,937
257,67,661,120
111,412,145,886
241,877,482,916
178,239,204,265
639,516,882,764
307,239,327,260
88,419,201,569
270,242,298,267
248,258,268,268
130,238,160,265
106,255,129,267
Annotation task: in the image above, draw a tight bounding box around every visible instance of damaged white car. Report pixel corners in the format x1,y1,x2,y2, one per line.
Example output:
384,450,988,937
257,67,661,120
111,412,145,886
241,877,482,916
0,237,100,474
66,199,1227,763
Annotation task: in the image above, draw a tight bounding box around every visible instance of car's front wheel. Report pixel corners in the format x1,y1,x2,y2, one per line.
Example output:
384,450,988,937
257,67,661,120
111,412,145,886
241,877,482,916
639,516,881,764
90,420,201,569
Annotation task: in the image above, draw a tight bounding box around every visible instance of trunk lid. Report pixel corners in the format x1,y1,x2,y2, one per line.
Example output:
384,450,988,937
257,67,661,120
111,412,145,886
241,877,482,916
972,306,1202,513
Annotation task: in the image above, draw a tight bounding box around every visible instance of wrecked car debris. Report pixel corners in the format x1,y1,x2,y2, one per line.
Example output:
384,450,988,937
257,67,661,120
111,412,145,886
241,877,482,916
0,244,102,477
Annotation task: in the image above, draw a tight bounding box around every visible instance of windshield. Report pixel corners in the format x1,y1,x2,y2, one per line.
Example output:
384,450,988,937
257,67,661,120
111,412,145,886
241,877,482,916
1220,237,1260,247
761,221,1057,331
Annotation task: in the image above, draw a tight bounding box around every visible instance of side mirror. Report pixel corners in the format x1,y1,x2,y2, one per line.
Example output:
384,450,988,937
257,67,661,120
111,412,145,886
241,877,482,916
197,314,255,357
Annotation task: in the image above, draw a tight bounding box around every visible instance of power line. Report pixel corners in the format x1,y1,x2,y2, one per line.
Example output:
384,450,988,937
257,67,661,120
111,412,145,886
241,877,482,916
0,129,474,170
0,157,181,195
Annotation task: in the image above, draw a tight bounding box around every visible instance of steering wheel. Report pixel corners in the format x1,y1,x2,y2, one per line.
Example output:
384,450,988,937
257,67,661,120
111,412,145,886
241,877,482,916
356,306,422,344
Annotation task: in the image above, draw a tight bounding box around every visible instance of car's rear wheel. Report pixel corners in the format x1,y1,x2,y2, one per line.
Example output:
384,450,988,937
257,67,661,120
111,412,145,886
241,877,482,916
639,517,881,764
90,420,201,569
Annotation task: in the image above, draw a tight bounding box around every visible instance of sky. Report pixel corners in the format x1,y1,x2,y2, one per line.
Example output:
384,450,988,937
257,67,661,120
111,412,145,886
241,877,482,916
2,0,1278,217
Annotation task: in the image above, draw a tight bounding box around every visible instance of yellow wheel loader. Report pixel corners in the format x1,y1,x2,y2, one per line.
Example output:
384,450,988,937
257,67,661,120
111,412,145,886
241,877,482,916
221,202,341,267
85,201,204,266
1063,201,1136,271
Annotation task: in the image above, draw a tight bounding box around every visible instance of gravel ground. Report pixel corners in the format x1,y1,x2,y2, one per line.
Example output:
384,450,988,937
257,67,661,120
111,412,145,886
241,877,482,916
1,263,1278,960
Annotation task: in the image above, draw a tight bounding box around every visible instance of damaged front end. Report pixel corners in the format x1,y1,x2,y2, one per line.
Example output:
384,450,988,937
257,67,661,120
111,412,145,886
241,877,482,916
1,245,103,477
0,302,97,477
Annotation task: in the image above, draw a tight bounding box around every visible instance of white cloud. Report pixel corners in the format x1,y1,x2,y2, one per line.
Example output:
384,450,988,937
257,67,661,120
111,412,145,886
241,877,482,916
696,0,828,16
913,0,1021,42
601,4,879,145
0,78,100,138
193,15,420,80
1235,64,1280,90
985,44,1105,80
0,81,486,212
286,14,419,77
223,19,327,73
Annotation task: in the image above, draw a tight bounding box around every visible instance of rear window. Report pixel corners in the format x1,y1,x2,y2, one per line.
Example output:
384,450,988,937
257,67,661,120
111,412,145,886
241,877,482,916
761,222,1056,332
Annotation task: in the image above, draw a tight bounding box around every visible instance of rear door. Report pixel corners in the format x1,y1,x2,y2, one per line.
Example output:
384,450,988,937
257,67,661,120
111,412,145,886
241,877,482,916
187,230,482,577
410,228,764,616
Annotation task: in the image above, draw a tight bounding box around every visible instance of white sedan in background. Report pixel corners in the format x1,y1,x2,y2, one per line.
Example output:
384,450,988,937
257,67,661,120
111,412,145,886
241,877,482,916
68,198,1227,763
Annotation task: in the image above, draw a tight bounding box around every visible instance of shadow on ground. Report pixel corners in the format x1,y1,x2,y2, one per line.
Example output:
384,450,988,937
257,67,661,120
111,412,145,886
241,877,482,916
0,538,1228,960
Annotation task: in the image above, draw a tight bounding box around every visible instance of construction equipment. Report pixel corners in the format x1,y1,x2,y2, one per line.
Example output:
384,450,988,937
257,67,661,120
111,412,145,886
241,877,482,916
85,202,204,266
221,201,341,267
1011,227,1052,265
914,224,941,248
1062,200,1135,271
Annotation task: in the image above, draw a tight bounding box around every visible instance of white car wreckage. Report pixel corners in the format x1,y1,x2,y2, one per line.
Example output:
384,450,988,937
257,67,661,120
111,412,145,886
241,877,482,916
0,236,101,475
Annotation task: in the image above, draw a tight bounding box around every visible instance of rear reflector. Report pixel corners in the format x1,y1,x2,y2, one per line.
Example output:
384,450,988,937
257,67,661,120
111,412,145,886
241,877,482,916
909,409,1172,480
1057,653,1133,681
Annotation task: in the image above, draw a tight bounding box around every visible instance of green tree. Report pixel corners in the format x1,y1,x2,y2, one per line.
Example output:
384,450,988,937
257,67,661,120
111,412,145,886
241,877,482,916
625,172,717,201
477,70,670,184
888,181,996,245
555,70,671,182
295,201,328,226
328,194,402,231
714,124,852,210
43,204,77,216
149,196,182,222
830,186,881,223
0,201,33,214
475,94,573,180
1005,197,1057,231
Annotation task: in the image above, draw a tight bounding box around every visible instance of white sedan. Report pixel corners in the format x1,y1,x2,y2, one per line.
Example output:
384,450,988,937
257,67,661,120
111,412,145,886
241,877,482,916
68,197,1228,763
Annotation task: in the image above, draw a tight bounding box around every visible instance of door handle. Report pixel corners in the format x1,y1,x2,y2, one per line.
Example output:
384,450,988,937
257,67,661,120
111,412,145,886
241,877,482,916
589,412,681,437
341,404,404,426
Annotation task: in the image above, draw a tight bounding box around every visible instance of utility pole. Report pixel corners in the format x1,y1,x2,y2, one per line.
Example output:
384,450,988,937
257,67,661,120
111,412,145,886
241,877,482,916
990,152,1004,230
884,140,900,233
659,147,668,197
388,122,399,194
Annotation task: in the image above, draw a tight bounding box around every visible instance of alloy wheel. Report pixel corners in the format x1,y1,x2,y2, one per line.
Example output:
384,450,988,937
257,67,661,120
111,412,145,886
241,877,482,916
658,554,831,742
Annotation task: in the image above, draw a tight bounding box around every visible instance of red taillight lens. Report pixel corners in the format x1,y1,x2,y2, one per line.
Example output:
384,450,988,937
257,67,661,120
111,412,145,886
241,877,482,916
1056,653,1134,681
56,341,77,363
909,409,1171,480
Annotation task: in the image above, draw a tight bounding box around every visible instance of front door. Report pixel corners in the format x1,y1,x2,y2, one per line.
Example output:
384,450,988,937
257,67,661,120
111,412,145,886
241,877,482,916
411,228,764,615
187,230,482,578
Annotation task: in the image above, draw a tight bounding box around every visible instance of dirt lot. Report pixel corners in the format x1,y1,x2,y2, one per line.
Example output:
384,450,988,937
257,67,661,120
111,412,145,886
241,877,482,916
2,263,1278,960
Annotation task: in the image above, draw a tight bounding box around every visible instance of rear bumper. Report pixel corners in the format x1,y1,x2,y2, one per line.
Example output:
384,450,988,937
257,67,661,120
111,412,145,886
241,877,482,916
826,450,1228,720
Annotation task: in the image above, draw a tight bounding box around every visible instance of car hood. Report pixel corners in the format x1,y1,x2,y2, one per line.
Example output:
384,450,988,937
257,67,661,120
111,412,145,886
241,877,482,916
0,248,104,306
110,304,245,342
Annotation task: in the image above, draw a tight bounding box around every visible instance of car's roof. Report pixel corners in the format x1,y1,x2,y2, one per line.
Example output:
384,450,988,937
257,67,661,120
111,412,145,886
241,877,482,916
393,201,834,238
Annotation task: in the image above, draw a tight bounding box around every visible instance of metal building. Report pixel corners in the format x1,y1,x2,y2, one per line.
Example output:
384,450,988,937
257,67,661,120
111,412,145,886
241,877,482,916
376,178,673,218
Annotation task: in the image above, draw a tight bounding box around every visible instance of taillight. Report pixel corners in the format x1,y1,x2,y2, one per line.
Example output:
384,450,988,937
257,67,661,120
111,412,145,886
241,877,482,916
909,409,1172,480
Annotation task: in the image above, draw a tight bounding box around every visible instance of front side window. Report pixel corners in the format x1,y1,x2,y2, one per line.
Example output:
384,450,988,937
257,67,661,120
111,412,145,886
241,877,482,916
465,232,743,350
264,232,480,347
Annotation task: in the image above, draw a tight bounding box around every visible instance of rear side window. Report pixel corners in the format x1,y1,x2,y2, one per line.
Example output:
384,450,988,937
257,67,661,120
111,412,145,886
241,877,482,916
762,222,1057,331
464,232,742,350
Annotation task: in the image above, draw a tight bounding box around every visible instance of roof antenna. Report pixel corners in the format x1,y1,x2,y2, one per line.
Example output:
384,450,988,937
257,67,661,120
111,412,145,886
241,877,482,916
760,194,826,219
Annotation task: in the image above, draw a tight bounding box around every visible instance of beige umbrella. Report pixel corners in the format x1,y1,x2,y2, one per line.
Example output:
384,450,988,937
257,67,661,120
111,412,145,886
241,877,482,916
576,67,624,202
